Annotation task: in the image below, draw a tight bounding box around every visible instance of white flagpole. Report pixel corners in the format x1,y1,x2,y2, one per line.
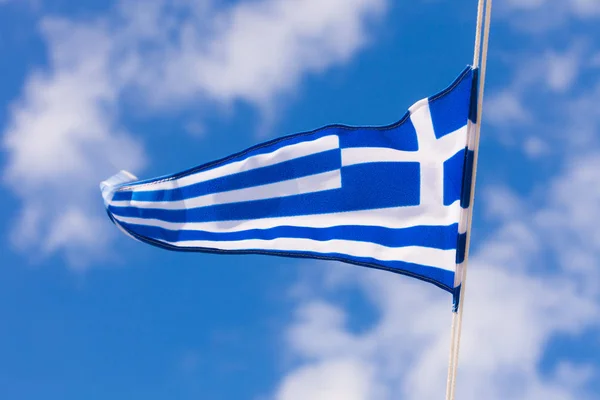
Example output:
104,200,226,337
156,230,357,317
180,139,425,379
445,0,492,399
445,311,458,398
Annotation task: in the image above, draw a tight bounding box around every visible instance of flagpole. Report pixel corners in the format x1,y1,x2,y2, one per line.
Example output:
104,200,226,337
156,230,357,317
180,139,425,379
445,0,492,399
445,311,458,398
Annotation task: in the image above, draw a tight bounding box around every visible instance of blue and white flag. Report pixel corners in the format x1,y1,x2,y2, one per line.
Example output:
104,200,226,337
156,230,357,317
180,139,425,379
101,66,478,306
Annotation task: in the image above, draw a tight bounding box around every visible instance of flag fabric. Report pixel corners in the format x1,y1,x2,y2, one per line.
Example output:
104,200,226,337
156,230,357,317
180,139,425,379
101,66,478,305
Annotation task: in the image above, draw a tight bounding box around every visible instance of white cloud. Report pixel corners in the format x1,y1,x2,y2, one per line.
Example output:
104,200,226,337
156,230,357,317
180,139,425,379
2,19,146,266
484,90,531,126
501,0,600,31
287,301,364,360
553,362,596,390
125,0,386,109
274,268,598,399
486,45,583,127
2,0,387,267
503,0,598,13
484,42,597,157
564,0,600,16
481,185,525,221
523,137,550,158
564,83,600,150
535,153,600,294
545,50,581,93
276,358,385,400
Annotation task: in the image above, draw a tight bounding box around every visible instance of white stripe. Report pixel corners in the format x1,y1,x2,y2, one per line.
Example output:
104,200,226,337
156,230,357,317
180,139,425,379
111,200,462,233
458,216,469,235
111,170,341,209
466,120,477,151
342,148,420,166
454,261,465,288
119,135,340,192
152,236,456,271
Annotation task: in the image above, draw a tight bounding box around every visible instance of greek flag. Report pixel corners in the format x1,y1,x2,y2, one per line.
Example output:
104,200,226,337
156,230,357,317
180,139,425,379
101,66,478,303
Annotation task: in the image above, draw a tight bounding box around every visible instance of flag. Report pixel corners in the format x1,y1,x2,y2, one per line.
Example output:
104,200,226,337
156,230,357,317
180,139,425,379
101,66,478,306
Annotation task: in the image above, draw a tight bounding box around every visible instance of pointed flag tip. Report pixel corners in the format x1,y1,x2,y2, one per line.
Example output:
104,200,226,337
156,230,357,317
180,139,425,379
100,170,138,204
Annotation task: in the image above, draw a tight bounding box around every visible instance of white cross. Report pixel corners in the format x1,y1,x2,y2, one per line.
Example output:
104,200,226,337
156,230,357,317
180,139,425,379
409,98,468,210
341,97,468,213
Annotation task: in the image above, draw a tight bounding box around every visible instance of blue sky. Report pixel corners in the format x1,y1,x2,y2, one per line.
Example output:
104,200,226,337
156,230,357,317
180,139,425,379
1,0,600,399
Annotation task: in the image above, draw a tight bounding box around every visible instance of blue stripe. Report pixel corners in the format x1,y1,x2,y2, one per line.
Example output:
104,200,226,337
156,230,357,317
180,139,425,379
109,162,421,222
456,232,467,264
114,149,341,202
443,148,467,206
118,222,459,250
338,117,418,151
469,68,479,123
429,67,473,139
452,284,462,312
460,149,475,209
284,251,455,290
